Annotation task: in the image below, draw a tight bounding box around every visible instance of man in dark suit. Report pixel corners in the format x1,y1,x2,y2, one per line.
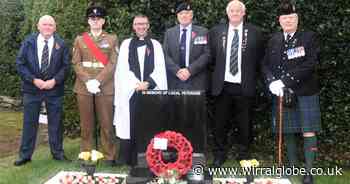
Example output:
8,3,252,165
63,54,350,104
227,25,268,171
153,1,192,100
209,0,264,167
262,1,321,183
163,2,209,90
14,15,70,166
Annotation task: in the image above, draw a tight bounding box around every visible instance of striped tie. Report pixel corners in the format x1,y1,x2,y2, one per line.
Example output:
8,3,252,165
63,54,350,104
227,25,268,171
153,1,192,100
41,40,49,79
229,29,239,75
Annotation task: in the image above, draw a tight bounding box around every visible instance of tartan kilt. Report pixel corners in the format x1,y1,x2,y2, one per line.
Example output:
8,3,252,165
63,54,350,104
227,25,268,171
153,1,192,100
272,94,321,133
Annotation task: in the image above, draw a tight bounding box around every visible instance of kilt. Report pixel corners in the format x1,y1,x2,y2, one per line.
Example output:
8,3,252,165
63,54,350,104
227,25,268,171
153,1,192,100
272,94,321,133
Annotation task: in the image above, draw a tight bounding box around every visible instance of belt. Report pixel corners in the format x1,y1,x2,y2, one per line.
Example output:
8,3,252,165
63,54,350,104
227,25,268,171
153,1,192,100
82,61,104,68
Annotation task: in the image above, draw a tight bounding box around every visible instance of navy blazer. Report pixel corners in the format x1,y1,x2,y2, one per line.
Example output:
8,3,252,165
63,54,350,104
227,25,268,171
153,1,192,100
16,33,70,96
209,23,265,97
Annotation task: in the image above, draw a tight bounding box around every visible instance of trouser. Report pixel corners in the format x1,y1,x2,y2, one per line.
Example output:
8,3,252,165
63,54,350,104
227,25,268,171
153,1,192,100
212,83,253,157
19,93,64,159
77,94,116,160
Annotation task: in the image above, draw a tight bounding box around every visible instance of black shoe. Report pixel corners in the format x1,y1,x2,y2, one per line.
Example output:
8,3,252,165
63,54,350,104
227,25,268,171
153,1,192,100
102,160,115,167
53,155,71,162
303,175,314,184
14,158,31,166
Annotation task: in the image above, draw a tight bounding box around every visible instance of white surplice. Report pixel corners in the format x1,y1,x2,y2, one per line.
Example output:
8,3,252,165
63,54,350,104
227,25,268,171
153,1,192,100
113,38,168,139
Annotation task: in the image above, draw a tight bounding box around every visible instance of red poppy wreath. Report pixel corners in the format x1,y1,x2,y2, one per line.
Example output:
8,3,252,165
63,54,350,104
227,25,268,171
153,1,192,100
146,131,193,177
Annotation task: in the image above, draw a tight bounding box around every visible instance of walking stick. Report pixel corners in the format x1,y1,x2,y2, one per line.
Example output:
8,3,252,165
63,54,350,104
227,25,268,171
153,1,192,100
277,96,283,167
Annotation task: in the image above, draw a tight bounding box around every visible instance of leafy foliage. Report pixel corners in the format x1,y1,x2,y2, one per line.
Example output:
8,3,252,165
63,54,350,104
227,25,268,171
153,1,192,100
0,0,349,166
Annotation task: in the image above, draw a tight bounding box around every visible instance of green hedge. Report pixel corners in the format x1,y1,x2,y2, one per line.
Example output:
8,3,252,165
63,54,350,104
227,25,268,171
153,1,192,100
0,0,349,167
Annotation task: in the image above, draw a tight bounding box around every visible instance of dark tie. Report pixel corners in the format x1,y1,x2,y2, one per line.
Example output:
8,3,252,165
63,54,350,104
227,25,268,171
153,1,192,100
179,28,187,68
286,34,292,42
229,29,239,75
41,40,49,79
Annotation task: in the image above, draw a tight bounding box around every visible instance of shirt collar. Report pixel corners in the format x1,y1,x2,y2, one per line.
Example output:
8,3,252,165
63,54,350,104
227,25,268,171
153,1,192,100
229,22,243,32
284,32,295,40
38,34,54,43
180,23,192,31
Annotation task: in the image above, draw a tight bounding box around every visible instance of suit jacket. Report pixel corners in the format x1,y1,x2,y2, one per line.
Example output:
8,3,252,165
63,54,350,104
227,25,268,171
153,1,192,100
163,24,210,90
72,32,118,96
262,31,320,96
16,33,70,96
209,23,264,97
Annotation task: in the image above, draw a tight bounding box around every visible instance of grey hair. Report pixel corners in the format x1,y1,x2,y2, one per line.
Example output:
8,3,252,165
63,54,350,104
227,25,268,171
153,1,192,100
226,0,246,14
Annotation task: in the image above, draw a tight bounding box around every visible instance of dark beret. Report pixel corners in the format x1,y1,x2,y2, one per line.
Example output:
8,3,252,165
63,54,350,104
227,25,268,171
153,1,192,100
176,2,192,14
278,0,297,16
86,6,107,18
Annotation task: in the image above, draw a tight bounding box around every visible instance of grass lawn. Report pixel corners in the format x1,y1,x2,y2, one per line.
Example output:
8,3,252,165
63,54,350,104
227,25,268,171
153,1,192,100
0,138,349,184
0,139,129,184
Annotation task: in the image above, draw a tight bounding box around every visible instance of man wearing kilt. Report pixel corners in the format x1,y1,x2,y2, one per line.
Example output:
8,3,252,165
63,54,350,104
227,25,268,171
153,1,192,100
262,1,321,184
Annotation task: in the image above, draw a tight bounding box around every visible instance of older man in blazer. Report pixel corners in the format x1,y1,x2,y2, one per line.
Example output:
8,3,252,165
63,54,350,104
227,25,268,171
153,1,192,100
163,2,209,90
14,15,70,166
209,0,264,167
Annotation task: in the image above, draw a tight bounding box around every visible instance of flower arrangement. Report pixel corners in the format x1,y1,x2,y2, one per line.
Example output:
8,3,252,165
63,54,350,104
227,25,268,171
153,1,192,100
78,150,104,163
239,159,260,184
239,159,259,168
78,150,104,176
146,131,193,184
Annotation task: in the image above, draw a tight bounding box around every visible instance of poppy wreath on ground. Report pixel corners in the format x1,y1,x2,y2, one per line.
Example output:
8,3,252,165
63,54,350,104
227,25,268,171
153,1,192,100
146,130,193,177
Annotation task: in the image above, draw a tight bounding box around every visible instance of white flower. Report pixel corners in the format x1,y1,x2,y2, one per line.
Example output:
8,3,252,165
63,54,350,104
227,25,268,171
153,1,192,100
91,149,104,162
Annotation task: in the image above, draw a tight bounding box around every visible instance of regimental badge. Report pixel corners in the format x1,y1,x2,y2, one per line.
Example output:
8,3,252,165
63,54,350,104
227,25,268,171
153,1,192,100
93,9,97,14
55,43,60,50
222,32,226,49
292,38,297,47
242,29,248,52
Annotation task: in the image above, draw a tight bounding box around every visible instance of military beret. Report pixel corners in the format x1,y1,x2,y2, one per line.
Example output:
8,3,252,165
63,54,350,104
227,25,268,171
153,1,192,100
278,0,297,16
86,6,107,18
176,2,192,14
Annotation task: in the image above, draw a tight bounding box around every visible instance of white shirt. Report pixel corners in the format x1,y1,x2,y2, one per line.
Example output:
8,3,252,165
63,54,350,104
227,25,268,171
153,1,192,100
137,45,146,81
179,24,192,67
37,34,54,69
225,22,243,83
